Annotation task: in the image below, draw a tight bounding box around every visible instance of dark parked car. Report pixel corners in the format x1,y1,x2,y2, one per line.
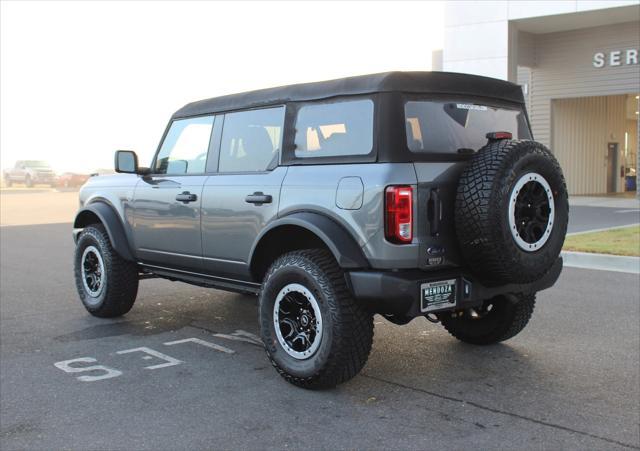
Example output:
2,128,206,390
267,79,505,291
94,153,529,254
72,72,569,389
4,160,56,187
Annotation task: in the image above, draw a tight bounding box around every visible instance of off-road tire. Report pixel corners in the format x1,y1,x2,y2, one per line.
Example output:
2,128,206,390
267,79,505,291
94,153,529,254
25,175,33,188
456,139,568,284
440,293,535,345
74,224,139,317
259,249,374,389
4,177,11,187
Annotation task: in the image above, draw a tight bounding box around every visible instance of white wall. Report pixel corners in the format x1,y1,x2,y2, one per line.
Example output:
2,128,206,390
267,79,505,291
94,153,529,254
443,0,638,80
521,21,639,150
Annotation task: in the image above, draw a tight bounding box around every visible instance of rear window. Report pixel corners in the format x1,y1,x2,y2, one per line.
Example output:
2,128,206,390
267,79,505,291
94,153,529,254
405,101,531,154
294,99,374,158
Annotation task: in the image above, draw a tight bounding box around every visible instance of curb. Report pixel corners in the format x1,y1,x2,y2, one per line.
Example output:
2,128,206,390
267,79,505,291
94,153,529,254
561,251,640,274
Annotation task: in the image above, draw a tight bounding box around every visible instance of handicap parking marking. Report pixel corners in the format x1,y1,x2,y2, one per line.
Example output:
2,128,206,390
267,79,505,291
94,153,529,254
54,357,123,382
116,346,183,370
52,329,262,383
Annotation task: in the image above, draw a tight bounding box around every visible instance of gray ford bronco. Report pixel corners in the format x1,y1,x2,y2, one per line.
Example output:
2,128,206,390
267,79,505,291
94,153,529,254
73,72,568,389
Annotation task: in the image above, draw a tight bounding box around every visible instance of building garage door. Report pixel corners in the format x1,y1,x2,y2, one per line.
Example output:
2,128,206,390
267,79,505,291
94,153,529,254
552,95,637,195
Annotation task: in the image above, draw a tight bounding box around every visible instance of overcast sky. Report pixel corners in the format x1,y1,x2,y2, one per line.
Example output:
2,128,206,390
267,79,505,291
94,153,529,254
1,1,443,173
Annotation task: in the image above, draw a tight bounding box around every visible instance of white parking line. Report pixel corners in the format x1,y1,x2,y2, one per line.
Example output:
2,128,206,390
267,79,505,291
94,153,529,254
164,337,235,354
212,330,263,347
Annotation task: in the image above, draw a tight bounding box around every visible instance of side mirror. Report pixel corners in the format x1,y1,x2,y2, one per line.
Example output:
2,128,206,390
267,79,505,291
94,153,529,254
114,150,138,174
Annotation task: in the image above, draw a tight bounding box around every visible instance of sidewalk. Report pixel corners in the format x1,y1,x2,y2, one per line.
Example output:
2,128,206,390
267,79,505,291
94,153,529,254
570,195,640,209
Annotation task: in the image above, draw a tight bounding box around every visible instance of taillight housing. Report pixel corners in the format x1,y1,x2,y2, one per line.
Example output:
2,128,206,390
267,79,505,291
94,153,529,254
385,186,413,244
486,131,513,140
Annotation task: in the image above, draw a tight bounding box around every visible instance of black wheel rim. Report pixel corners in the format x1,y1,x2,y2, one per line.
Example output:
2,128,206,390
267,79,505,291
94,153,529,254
514,181,550,243
81,245,105,299
273,283,323,359
508,173,555,252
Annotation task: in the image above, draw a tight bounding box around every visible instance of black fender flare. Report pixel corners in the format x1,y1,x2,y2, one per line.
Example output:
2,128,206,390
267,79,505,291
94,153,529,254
73,202,135,261
249,212,369,269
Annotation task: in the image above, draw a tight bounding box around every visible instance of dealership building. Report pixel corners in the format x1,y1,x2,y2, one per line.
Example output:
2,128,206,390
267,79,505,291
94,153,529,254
443,1,640,195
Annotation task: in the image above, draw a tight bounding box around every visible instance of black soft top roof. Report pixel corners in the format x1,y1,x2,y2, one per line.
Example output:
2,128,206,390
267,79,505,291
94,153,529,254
172,71,525,119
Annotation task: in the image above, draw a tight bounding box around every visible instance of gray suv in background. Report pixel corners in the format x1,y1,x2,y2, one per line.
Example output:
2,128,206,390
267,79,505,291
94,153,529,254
4,160,56,187
73,72,568,389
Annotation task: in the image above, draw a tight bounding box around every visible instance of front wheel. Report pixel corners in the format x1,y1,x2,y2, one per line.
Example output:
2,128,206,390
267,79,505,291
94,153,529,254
259,249,374,389
439,293,536,345
74,224,139,317
25,176,33,188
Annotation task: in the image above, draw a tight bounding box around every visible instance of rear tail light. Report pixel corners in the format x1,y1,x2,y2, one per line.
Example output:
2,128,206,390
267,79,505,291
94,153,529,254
486,131,513,140
385,186,413,244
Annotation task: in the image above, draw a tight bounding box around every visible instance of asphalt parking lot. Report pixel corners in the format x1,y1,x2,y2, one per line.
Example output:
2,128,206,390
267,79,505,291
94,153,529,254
1,190,639,450
567,205,640,233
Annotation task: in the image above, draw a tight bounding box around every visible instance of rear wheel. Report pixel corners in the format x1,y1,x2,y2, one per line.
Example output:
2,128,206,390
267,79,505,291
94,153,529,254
439,293,535,345
259,249,373,389
4,176,11,187
74,224,139,317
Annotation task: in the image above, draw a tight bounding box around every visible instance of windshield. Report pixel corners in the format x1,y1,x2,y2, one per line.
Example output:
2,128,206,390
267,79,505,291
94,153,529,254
24,160,51,168
405,101,531,154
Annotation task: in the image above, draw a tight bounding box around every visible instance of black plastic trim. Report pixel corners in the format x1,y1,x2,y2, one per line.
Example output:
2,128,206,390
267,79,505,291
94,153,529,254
249,211,369,270
141,264,261,295
73,202,135,261
347,257,563,319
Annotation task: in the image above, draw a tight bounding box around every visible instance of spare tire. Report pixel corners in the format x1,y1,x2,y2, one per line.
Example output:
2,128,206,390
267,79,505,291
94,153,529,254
455,139,568,285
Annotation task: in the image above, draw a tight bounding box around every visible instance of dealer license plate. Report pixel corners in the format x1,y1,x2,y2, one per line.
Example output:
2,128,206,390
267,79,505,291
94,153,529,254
421,279,457,313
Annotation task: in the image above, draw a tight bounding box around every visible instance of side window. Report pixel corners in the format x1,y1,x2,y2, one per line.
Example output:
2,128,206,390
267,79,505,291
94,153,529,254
218,107,285,173
294,99,374,158
155,116,214,174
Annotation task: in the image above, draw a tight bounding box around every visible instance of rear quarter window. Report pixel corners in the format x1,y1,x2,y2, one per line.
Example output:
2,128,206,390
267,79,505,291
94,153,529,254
405,101,531,154
294,99,374,158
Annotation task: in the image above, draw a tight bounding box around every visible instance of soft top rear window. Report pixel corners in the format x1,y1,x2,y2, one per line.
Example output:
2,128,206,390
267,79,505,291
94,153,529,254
405,101,531,154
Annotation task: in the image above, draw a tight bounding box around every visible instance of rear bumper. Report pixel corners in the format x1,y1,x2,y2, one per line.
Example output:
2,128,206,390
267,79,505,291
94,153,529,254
346,257,562,320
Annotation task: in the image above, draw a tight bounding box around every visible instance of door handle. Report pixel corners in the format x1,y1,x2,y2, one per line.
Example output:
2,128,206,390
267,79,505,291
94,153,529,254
245,192,272,205
175,191,198,203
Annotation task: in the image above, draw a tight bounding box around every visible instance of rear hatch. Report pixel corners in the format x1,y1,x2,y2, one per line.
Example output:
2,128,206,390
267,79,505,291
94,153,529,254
405,99,532,271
